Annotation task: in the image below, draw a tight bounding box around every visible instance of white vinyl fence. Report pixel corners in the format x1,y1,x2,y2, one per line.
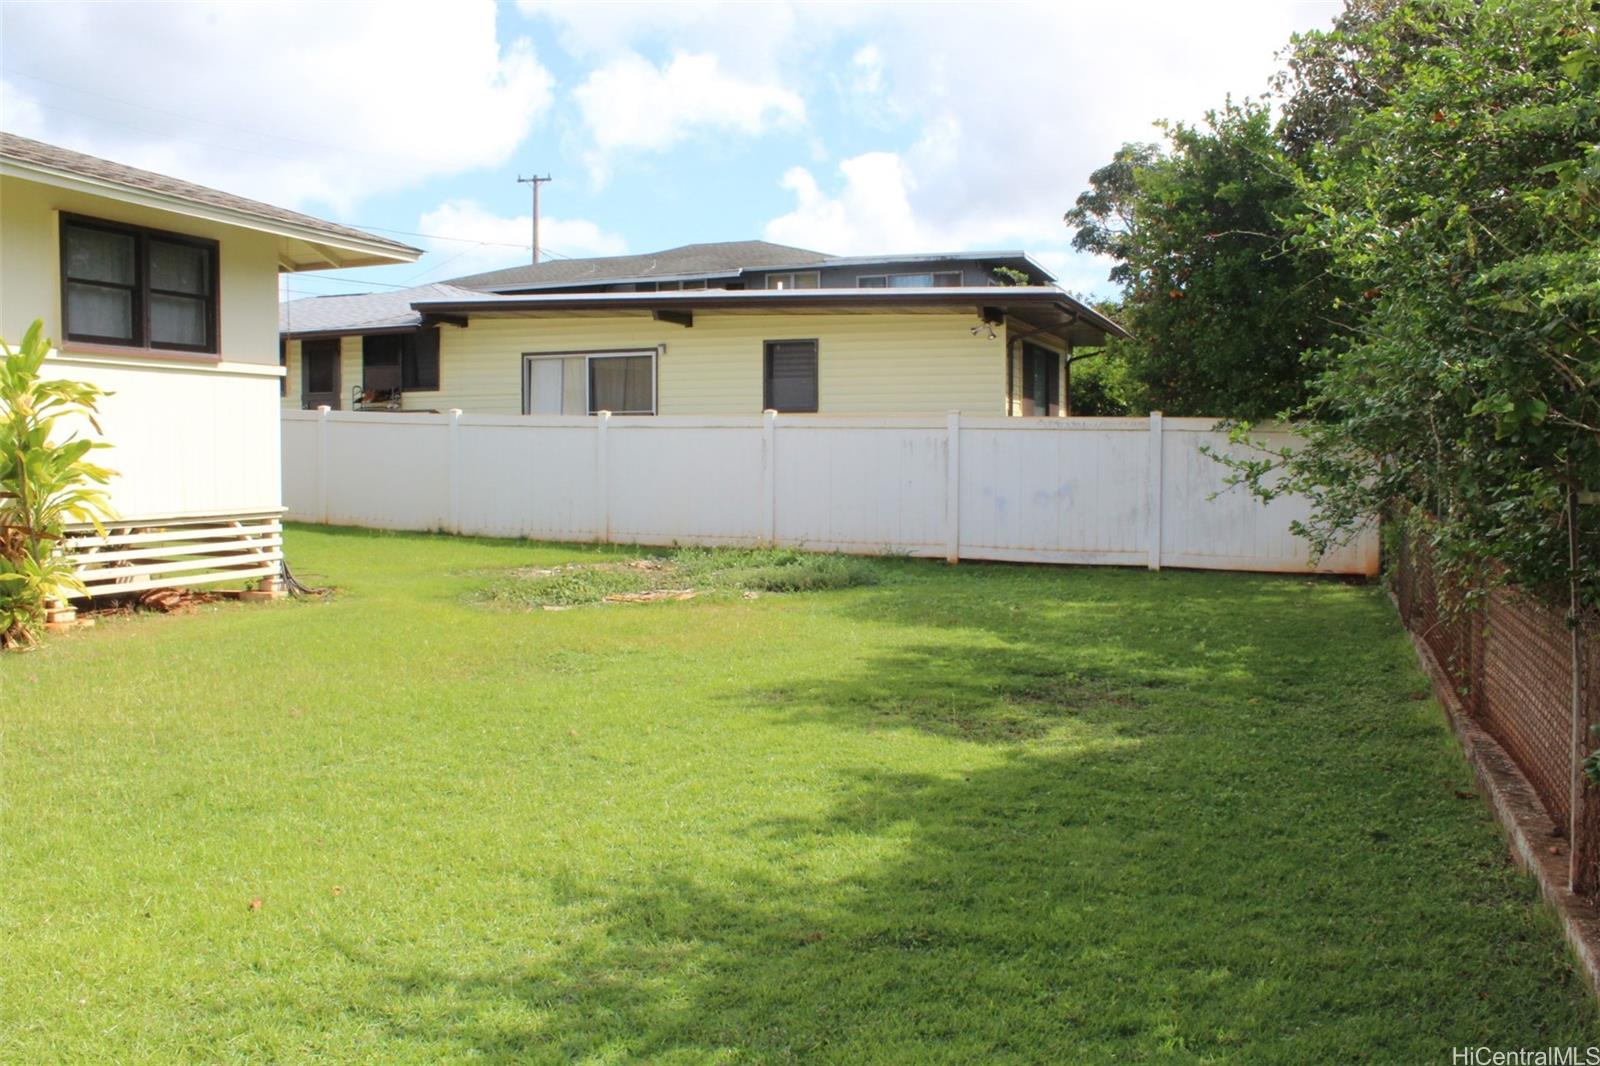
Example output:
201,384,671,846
281,409,1378,575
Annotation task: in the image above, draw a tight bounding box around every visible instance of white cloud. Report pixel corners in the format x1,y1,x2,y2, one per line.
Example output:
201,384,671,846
0,0,552,214
409,199,627,281
526,0,1337,294
572,51,804,180
766,154,927,254
852,45,885,97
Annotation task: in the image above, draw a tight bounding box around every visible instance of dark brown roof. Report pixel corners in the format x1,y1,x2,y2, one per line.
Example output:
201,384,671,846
0,131,420,260
449,240,833,291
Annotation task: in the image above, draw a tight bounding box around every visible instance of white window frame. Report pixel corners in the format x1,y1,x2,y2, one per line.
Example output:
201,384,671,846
521,348,659,416
766,271,821,290
856,271,964,288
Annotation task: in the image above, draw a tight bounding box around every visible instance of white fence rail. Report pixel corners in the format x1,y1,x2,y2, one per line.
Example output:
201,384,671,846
281,409,1378,575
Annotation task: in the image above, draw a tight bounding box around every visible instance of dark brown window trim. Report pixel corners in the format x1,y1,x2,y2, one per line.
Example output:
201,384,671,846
60,212,220,355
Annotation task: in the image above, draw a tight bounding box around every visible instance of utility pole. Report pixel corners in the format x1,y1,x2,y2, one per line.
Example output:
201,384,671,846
517,173,552,264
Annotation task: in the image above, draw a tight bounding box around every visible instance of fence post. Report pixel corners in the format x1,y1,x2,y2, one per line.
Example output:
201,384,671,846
596,410,611,544
945,409,961,564
1147,410,1164,571
762,409,777,546
448,409,463,536
315,405,330,525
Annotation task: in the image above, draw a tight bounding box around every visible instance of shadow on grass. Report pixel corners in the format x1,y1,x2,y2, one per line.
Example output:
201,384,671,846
327,565,1596,1060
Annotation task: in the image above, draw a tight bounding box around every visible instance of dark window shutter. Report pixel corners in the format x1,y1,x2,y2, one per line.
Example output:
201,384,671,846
764,340,818,412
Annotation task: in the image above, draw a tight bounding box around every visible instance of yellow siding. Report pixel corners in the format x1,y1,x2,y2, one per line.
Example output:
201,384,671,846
283,311,1012,416
0,174,281,365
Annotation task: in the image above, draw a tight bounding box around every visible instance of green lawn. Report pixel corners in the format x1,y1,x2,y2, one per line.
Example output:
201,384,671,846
3,525,1595,1062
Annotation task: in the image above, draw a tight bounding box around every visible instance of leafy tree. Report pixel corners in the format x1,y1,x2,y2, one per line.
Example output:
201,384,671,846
1066,103,1350,419
1228,0,1600,602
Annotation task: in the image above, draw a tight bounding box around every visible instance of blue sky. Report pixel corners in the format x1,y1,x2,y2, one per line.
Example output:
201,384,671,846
1,1,1340,301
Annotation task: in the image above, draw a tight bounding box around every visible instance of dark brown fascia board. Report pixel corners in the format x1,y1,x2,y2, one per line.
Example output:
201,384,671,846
280,324,415,341
408,286,1128,338
281,314,468,341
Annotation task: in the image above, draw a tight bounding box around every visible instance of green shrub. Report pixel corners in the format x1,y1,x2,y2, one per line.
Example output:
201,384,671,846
0,320,116,648
742,555,880,593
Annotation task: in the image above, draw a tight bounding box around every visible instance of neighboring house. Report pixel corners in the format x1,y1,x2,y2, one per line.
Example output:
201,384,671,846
279,242,1127,418
0,131,419,597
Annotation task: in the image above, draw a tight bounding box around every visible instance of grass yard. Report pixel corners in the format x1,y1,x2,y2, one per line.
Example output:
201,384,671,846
3,525,1596,1062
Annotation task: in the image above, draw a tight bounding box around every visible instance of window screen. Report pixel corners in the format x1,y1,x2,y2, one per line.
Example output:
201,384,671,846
362,329,439,392
62,223,138,344
764,340,818,412
406,328,440,390
303,340,338,394
61,216,216,352
588,354,654,414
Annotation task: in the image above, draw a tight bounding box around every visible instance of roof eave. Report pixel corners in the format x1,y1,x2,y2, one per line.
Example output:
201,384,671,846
1,158,421,270
408,287,1130,340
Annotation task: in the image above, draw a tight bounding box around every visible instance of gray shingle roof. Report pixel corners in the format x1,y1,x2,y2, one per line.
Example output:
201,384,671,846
449,240,833,292
280,283,479,336
1,131,420,260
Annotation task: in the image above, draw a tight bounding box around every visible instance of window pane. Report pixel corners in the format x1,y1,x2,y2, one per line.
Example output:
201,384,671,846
526,358,563,414
857,276,887,288
933,271,963,286
792,272,820,289
65,225,135,285
65,282,134,340
562,357,586,414
765,341,818,412
405,328,440,390
621,356,652,412
590,354,653,414
766,274,790,289
149,293,208,347
305,346,336,393
887,273,933,287
148,239,210,295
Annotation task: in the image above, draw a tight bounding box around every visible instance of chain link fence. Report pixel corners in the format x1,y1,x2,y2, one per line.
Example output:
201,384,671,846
1393,520,1600,894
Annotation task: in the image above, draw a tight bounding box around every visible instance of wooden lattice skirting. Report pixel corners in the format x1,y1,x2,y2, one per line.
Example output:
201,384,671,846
61,511,284,599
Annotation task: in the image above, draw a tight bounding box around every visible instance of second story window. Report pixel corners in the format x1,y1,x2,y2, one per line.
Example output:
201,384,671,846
766,271,820,290
857,271,963,288
61,215,218,353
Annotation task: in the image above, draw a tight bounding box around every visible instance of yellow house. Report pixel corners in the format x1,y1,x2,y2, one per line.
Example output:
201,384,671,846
279,244,1127,420
0,131,419,596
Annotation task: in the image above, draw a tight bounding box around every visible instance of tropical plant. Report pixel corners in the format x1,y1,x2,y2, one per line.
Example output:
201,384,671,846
0,319,116,647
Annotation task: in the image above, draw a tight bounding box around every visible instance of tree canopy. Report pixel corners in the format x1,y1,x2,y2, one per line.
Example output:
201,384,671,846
1068,0,1600,601
1259,0,1600,602
1065,104,1350,420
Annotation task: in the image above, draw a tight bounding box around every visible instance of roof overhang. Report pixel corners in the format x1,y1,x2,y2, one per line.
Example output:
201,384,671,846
409,286,1129,342
1,158,420,272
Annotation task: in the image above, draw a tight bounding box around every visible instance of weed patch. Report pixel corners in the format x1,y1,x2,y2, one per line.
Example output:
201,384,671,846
482,546,881,608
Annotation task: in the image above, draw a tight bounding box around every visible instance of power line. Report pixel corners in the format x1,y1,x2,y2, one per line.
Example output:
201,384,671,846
335,222,532,250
